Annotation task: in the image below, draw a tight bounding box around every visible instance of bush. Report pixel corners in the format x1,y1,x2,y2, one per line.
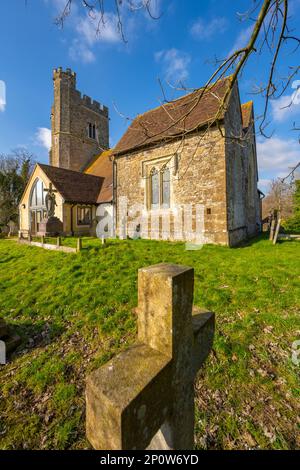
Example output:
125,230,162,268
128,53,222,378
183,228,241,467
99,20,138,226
282,217,300,234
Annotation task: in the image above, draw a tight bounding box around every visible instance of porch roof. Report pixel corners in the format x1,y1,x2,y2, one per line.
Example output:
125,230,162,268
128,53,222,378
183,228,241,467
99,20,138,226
39,163,104,204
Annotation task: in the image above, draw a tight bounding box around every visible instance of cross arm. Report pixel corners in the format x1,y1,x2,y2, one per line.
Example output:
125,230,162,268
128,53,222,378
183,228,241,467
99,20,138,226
86,343,172,450
192,308,215,377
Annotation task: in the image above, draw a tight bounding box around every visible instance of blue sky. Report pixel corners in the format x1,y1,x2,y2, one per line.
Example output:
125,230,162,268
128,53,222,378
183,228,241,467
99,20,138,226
0,0,300,192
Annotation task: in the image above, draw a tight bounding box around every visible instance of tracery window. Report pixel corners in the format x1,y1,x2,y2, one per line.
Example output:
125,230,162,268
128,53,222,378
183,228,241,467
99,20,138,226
149,165,171,210
150,168,159,209
30,178,45,208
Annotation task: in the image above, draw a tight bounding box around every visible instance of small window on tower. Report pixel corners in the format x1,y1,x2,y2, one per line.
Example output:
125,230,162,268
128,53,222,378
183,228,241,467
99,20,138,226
88,123,96,140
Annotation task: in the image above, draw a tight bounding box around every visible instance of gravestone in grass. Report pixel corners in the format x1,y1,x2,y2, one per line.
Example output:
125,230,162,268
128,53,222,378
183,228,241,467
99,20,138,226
86,263,215,450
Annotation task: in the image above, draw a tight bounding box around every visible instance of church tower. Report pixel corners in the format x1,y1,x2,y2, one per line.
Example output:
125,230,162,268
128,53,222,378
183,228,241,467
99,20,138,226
50,67,109,172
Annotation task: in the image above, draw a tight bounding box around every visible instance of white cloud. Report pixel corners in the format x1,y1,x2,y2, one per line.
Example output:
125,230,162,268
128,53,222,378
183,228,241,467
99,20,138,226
257,136,300,180
76,12,121,45
36,128,51,151
191,17,228,40
155,48,191,83
0,80,6,112
228,25,253,57
68,11,122,62
69,40,95,64
271,83,300,122
257,178,271,194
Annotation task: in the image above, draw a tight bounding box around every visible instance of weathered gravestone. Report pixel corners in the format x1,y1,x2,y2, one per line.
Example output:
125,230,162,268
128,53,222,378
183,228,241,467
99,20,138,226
86,263,215,450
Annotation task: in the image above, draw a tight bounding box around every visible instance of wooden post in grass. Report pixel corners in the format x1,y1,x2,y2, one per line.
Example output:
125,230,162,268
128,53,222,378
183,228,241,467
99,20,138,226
273,218,282,245
57,237,61,247
28,232,32,242
41,235,45,244
269,218,276,241
77,238,82,252
86,263,215,450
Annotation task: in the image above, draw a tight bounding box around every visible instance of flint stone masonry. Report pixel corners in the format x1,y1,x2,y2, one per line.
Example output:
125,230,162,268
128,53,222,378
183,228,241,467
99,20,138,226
86,263,215,450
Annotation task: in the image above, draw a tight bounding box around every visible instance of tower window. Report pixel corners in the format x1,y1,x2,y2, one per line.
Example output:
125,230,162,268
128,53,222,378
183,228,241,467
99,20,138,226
88,123,96,140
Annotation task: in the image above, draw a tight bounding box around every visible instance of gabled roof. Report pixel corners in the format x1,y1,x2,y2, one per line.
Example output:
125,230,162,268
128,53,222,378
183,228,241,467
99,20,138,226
241,101,254,130
113,75,234,155
84,150,113,203
38,163,104,204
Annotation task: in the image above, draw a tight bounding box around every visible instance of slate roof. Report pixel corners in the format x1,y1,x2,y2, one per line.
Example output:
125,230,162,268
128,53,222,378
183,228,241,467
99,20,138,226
114,75,234,155
39,163,104,204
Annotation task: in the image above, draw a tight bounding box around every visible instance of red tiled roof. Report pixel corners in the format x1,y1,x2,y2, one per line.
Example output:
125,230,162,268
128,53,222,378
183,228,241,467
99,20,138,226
84,150,113,203
39,163,104,204
114,76,234,155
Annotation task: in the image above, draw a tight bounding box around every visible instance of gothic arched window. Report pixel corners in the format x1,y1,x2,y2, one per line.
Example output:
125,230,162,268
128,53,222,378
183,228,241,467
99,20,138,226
150,168,159,209
162,166,170,208
30,179,45,208
29,178,47,235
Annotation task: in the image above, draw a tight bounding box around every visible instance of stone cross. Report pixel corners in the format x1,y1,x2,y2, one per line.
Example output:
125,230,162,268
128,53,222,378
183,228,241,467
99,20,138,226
86,263,215,450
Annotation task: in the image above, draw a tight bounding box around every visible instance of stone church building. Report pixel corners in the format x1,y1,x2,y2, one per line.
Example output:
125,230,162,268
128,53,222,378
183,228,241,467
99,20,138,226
19,68,262,246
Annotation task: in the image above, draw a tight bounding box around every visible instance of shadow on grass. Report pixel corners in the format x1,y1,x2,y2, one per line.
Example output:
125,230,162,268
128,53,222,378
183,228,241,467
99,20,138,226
233,233,269,248
0,254,24,264
8,320,65,357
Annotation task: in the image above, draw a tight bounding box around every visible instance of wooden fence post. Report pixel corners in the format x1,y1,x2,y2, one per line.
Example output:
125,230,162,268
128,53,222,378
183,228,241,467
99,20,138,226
77,238,82,252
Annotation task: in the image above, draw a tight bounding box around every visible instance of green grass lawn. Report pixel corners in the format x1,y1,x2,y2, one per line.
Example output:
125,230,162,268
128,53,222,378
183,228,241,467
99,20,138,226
0,236,299,450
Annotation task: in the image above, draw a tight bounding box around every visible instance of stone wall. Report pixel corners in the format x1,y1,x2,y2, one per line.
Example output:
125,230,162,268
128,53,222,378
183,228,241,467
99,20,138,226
224,83,260,246
50,68,109,172
115,127,229,245
243,124,261,237
224,83,247,246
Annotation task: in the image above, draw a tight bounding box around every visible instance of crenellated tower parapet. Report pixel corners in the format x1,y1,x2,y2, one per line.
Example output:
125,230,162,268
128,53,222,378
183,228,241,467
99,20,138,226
50,67,109,171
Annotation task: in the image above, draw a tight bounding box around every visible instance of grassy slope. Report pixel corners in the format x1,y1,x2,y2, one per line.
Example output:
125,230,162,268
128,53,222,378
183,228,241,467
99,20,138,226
0,236,299,450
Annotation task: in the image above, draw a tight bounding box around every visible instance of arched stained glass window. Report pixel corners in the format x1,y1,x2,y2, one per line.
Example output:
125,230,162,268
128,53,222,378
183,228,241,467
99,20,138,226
151,168,159,209
162,166,170,208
